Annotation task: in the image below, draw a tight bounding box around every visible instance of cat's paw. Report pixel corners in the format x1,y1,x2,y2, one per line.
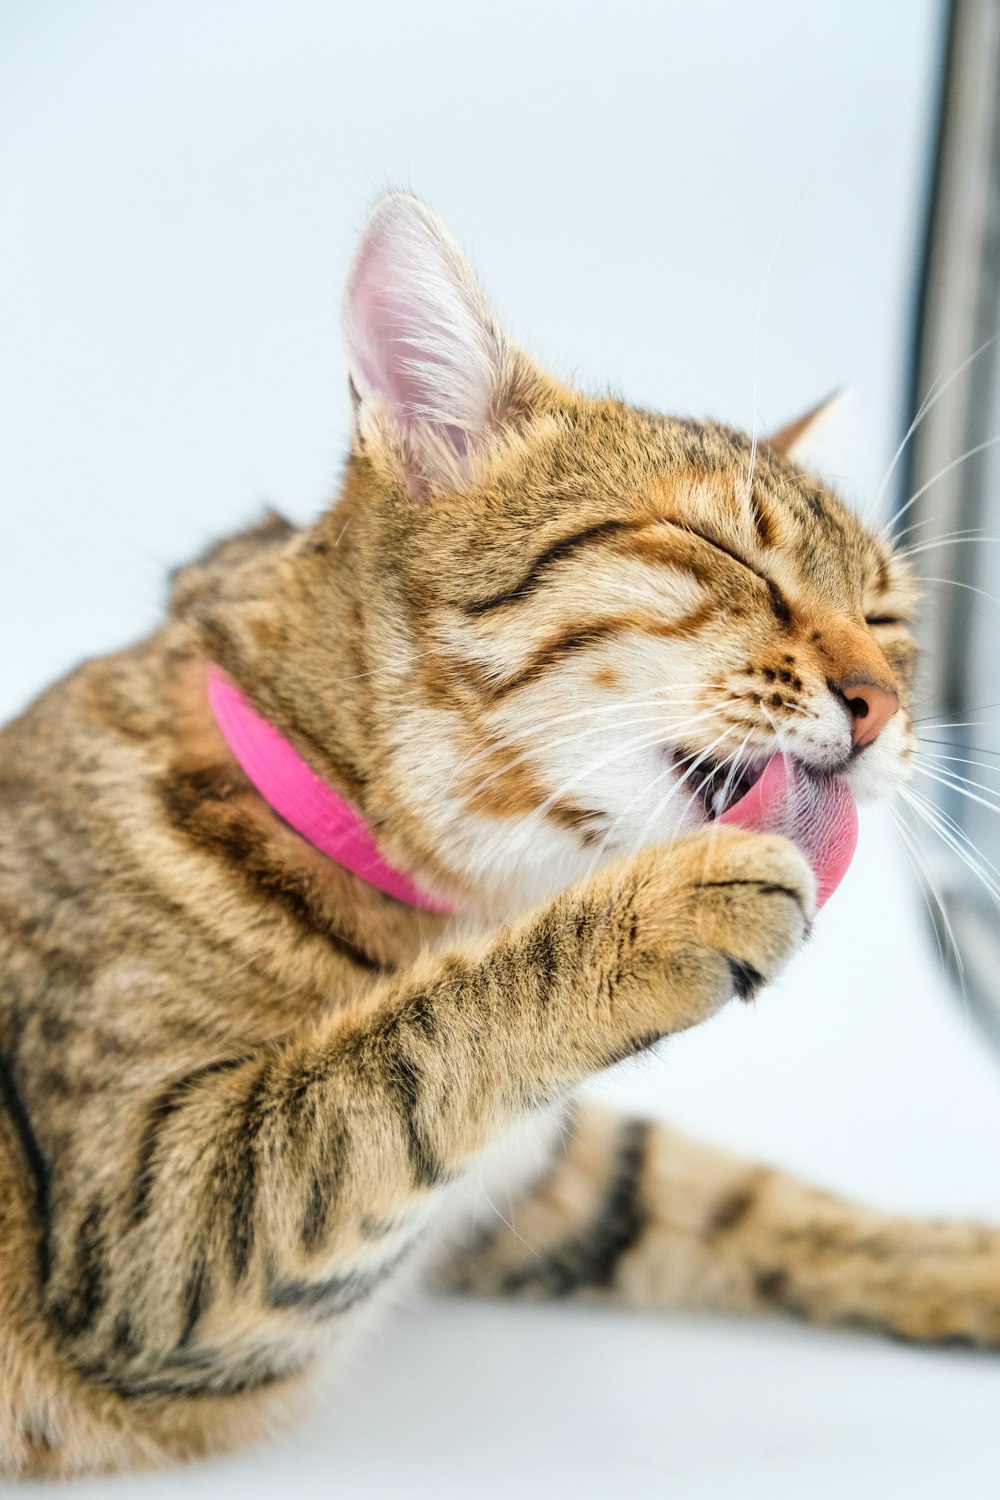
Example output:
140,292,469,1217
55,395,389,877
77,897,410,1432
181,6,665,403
600,824,815,1035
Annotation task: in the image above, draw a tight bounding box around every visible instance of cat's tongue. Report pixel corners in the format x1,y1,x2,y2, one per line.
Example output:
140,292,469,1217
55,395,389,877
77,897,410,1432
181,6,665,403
719,754,857,909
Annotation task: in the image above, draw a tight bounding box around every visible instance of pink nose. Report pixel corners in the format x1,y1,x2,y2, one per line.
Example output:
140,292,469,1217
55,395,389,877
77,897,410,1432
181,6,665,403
835,677,900,748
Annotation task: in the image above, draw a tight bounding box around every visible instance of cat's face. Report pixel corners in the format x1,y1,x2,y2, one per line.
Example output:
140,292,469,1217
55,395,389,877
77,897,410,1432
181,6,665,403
339,196,917,909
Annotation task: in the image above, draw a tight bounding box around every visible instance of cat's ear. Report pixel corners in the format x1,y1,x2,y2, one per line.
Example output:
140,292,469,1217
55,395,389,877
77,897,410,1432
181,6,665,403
342,194,520,499
766,390,845,459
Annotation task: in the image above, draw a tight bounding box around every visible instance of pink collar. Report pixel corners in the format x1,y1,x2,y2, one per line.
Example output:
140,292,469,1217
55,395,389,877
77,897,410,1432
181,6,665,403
206,666,453,914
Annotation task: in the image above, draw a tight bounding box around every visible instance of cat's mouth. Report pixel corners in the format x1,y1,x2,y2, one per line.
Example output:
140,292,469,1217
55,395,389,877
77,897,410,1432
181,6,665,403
673,747,859,909
672,749,769,821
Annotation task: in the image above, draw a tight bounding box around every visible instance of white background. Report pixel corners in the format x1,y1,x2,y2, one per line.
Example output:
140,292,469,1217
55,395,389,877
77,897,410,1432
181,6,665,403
5,3,1000,1496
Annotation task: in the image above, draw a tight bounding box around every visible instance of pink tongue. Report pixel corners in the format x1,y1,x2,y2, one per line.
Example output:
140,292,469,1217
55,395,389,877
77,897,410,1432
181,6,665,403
719,754,857,909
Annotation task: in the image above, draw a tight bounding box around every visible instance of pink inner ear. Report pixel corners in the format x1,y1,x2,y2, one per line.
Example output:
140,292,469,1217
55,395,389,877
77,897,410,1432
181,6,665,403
349,276,471,458
348,268,432,427
342,200,497,472
345,226,472,429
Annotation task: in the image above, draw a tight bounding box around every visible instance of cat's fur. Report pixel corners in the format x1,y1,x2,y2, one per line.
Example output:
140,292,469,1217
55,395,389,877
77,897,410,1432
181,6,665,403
1,194,996,1478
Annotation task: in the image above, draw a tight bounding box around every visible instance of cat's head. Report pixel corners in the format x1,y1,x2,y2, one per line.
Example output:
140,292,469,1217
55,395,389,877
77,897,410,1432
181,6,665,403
322,195,917,910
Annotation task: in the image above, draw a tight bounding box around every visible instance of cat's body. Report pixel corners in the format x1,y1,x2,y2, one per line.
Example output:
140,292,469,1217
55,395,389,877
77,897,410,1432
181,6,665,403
1,196,998,1477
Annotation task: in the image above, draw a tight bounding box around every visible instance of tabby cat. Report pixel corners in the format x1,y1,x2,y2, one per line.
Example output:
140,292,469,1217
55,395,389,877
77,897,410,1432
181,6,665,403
1,194,996,1479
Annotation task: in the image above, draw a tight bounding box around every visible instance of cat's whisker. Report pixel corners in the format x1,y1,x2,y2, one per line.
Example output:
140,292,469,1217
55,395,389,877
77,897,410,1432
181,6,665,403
882,802,967,987
898,793,996,911
447,687,716,782
446,708,693,802
894,432,1000,529
896,531,1000,560
878,331,998,526
916,736,1000,762
361,693,713,833
607,730,744,868
502,708,749,864
915,749,1000,780
906,779,1000,894
912,699,1000,728
365,695,745,843
745,179,812,498
900,785,1000,907
914,722,1000,737
911,574,1000,610
580,750,690,893
584,735,744,945
455,703,735,830
497,730,698,861
580,755,679,879
915,747,1000,780
673,736,767,919
911,762,1000,826
687,737,754,887
337,642,458,684
711,733,754,815
776,701,812,718
440,686,710,773
630,735,745,868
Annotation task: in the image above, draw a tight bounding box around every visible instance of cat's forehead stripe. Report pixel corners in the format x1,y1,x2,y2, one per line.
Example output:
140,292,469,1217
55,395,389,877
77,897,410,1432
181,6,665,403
454,465,888,628
465,519,632,616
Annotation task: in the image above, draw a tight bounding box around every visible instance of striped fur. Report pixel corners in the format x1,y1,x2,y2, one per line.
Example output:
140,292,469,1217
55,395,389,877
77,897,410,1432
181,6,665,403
0,195,993,1478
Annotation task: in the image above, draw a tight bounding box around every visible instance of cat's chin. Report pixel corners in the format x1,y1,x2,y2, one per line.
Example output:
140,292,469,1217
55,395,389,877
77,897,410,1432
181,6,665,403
840,750,912,807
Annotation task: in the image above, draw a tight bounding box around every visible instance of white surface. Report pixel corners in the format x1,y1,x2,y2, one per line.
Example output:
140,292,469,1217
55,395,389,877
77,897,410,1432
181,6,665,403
8,3,1000,1497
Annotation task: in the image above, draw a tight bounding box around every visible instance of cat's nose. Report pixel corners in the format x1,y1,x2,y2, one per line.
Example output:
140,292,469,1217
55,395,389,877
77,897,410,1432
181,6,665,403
833,676,900,748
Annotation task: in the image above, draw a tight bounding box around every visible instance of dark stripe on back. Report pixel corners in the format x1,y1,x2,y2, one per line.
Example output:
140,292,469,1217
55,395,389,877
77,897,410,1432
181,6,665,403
49,1200,108,1339
111,1312,143,1361
159,769,388,973
0,1048,53,1282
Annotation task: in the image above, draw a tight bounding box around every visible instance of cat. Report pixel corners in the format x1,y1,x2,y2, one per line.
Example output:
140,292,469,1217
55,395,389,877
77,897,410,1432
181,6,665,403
0,192,995,1479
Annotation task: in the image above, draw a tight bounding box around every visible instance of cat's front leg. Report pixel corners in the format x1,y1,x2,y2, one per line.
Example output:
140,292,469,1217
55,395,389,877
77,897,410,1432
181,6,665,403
40,826,811,1415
